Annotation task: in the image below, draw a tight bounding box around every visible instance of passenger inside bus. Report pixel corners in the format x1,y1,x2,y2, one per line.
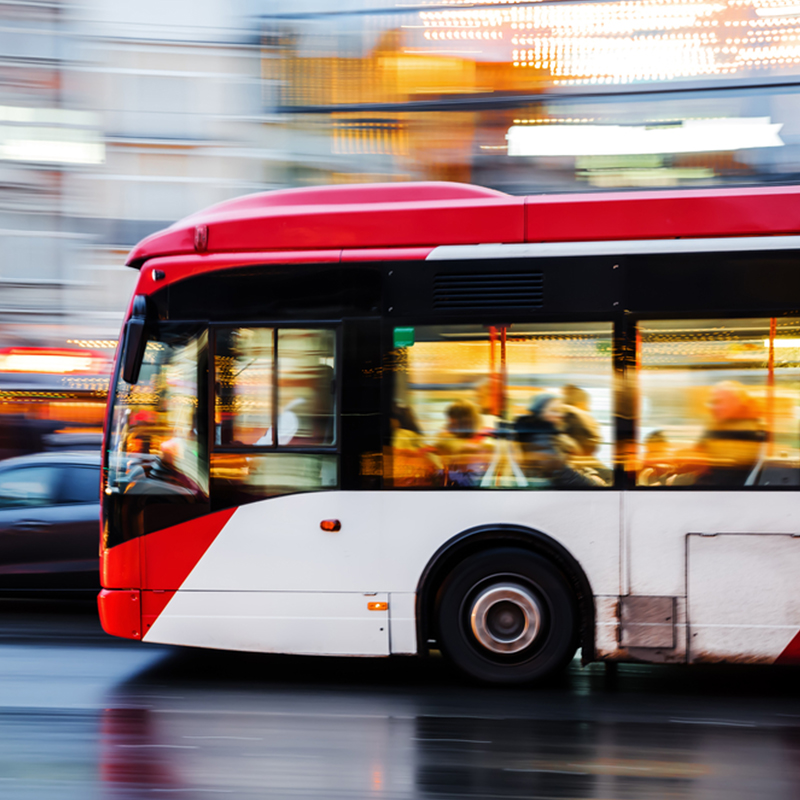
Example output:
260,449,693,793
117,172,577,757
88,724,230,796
561,385,601,456
389,403,442,487
637,430,675,486
513,393,607,487
560,384,612,484
434,400,495,487
640,381,766,487
696,381,766,486
388,322,615,489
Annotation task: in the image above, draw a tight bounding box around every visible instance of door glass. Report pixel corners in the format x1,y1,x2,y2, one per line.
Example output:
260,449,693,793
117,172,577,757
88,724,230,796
59,467,100,505
0,467,58,508
215,327,336,448
215,327,274,446
277,329,336,446
212,327,338,510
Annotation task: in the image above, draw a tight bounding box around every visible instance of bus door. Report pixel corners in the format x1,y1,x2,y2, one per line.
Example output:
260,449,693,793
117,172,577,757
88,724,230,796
170,322,389,656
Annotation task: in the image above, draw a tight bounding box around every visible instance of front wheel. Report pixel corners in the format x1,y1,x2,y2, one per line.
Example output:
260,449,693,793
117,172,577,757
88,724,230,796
436,548,578,684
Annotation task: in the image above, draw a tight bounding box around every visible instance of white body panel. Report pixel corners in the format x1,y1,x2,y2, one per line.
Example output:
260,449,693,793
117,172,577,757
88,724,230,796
144,490,621,654
626,492,800,597
182,491,621,595
388,592,417,655
624,493,800,663
688,534,800,663
145,591,390,655
143,489,800,663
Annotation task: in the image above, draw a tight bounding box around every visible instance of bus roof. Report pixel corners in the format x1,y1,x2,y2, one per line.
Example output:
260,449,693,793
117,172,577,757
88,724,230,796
125,182,800,268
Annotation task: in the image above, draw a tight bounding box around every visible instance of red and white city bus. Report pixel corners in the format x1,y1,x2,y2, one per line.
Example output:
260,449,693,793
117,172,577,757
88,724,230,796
99,182,800,683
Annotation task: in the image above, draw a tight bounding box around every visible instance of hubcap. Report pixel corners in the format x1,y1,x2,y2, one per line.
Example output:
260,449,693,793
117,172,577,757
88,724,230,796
469,583,542,654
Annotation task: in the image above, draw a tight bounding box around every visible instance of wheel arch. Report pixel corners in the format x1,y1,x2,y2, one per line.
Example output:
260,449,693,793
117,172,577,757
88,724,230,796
415,524,596,663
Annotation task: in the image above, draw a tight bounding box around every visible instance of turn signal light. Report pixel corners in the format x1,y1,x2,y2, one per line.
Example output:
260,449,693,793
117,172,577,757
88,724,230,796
368,602,388,611
320,519,341,532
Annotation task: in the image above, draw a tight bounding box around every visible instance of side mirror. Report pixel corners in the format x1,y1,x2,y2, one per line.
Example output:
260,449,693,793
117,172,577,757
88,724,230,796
121,295,150,384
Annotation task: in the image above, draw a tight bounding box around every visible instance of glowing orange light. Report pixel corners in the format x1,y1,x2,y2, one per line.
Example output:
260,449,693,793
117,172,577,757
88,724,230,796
0,347,111,375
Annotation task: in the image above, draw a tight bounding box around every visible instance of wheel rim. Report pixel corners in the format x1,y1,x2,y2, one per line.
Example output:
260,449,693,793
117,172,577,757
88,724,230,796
469,583,542,655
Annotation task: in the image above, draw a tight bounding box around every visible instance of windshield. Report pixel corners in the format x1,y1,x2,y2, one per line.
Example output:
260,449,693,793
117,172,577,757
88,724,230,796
103,323,208,548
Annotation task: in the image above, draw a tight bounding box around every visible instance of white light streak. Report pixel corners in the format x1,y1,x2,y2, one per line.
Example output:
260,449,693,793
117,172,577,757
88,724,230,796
507,117,784,157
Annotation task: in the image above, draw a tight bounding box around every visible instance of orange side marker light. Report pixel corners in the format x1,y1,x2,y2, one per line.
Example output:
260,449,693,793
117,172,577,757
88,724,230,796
320,519,341,532
368,602,388,611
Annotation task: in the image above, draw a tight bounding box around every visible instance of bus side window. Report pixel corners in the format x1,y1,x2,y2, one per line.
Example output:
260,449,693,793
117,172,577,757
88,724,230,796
637,319,800,488
387,323,615,490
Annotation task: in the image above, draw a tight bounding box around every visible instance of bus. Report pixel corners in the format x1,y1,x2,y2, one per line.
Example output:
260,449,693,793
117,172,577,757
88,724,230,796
99,181,800,684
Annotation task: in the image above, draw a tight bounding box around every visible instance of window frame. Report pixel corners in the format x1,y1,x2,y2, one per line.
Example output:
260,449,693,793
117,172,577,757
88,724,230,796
209,320,342,458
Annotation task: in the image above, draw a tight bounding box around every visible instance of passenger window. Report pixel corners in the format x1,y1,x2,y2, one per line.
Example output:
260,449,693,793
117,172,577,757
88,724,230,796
387,323,614,489
0,467,58,508
637,319,800,488
58,467,100,505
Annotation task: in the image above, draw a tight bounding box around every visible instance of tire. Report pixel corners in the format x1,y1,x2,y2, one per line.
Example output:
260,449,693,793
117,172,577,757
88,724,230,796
436,547,578,685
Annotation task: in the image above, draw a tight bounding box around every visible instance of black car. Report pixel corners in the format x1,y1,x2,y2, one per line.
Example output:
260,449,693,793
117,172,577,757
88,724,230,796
0,451,100,592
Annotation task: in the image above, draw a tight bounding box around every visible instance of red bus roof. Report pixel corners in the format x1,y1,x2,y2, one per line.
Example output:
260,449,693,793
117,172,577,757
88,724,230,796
126,182,800,268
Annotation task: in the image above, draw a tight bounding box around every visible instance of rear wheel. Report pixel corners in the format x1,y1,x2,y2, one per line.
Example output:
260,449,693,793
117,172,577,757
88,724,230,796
436,548,577,684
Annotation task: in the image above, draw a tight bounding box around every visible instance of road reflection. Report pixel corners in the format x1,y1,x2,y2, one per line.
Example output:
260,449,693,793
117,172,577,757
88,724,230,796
96,647,800,800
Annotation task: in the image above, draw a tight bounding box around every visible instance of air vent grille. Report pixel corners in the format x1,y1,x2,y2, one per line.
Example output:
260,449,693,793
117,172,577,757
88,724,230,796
433,272,544,310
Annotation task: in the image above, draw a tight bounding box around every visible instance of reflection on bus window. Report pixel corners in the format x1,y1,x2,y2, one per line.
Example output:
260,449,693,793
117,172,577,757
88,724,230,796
107,327,208,503
211,453,337,509
387,323,614,489
215,328,273,447
637,319,800,488
278,329,336,446
215,327,336,448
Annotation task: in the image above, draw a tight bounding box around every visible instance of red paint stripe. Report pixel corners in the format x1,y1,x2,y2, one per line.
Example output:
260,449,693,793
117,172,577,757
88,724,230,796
142,507,236,591
776,630,800,664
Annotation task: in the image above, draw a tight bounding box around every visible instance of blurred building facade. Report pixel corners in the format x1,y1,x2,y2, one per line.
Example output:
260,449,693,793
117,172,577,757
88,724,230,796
2,0,800,440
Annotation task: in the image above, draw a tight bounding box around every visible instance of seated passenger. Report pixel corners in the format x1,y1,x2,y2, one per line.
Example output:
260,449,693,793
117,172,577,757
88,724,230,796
434,400,494,487
561,385,602,456
638,430,675,486
691,381,765,487
390,403,442,487
514,393,605,487
561,384,612,483
648,382,766,487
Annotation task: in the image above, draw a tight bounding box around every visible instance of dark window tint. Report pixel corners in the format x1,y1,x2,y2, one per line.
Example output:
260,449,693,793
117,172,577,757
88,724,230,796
0,466,59,508
58,466,100,505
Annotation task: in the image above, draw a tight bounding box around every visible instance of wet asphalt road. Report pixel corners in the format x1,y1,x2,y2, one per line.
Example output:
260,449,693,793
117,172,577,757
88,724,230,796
2,600,800,799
